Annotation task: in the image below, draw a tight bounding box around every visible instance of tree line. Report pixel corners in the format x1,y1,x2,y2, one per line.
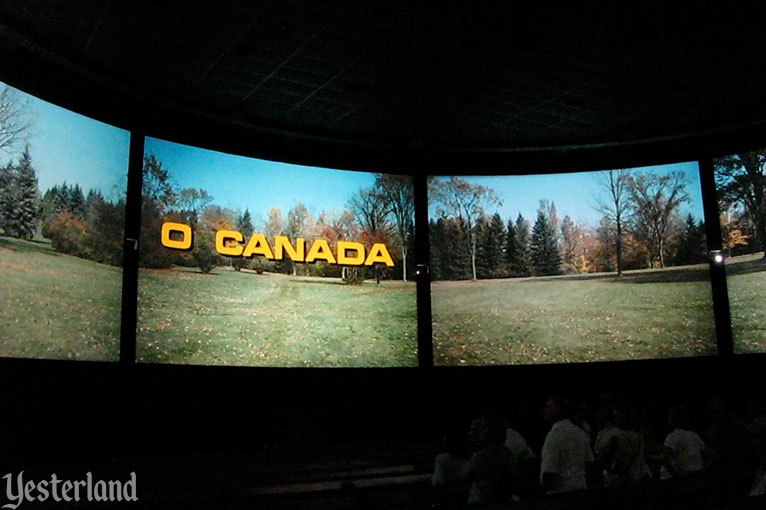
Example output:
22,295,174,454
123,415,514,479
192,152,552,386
429,171,707,281
715,150,766,258
140,154,416,282
0,146,126,266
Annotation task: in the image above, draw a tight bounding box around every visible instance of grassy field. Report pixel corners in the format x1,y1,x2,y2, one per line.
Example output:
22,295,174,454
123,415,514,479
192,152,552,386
431,264,721,366
723,252,766,354
137,267,418,367
5,232,765,366
0,236,122,361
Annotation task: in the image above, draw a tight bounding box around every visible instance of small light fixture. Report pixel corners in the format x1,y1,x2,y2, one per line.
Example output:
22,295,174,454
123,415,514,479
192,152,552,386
710,250,724,265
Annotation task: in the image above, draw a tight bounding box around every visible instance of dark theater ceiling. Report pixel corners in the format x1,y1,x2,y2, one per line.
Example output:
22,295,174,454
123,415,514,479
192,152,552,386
2,1,766,159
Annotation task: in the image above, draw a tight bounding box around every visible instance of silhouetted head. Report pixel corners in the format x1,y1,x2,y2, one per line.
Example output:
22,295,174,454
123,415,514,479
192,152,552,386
544,396,570,425
470,415,506,449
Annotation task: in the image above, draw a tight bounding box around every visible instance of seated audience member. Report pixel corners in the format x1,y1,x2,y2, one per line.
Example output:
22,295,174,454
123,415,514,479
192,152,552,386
433,429,469,507
434,429,468,486
593,404,618,462
596,403,652,487
540,396,594,494
504,408,538,495
660,405,709,479
462,415,517,505
504,410,535,465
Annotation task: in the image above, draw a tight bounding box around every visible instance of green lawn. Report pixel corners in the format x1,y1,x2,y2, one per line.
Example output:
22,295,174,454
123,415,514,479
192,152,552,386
0,236,121,361
431,265,720,365
724,252,766,354
5,232,764,366
137,267,418,367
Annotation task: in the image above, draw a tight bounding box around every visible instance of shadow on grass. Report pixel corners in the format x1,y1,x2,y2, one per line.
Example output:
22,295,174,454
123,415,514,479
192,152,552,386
0,236,60,256
286,277,349,287
616,266,711,284
508,266,711,284
726,257,766,277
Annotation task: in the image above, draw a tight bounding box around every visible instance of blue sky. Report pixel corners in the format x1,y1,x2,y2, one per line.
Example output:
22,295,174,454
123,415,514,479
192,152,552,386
0,80,705,230
0,81,130,201
429,162,705,228
145,137,380,227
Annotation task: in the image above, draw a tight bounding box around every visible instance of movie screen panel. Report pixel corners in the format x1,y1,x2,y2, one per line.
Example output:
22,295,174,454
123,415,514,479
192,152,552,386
136,137,417,367
429,163,717,365
0,81,129,361
713,151,766,355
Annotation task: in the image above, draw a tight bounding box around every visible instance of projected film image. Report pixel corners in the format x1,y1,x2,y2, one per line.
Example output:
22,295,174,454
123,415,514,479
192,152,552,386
0,82,129,361
429,163,717,365
136,137,417,367
714,150,766,355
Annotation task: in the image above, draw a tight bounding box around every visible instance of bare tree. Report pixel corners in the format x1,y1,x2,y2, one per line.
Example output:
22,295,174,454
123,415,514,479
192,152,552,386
375,174,414,281
264,207,286,239
347,187,392,283
0,86,31,154
284,202,314,276
629,171,689,268
431,176,500,280
142,154,176,211
177,187,213,226
594,169,632,275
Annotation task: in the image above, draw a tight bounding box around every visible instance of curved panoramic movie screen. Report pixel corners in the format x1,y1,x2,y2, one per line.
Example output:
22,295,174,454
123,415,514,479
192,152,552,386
136,137,417,367
0,81,129,361
713,150,766,355
429,162,717,366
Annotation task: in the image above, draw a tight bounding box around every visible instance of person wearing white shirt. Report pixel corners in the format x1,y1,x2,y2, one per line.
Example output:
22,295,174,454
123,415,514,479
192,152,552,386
540,396,595,494
660,405,709,479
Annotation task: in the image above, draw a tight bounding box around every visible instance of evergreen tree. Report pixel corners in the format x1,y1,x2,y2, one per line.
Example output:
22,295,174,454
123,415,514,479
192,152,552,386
85,197,125,266
232,208,255,272
478,213,506,278
514,213,532,276
474,216,490,278
85,189,104,214
506,217,520,276
595,216,617,272
0,160,13,233
675,214,706,265
192,228,219,274
433,217,471,280
429,218,446,281
237,208,255,236
2,147,39,239
67,183,86,218
531,208,561,276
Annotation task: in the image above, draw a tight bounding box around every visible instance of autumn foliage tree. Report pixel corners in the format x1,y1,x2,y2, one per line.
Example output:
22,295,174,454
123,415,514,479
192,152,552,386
720,210,750,256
